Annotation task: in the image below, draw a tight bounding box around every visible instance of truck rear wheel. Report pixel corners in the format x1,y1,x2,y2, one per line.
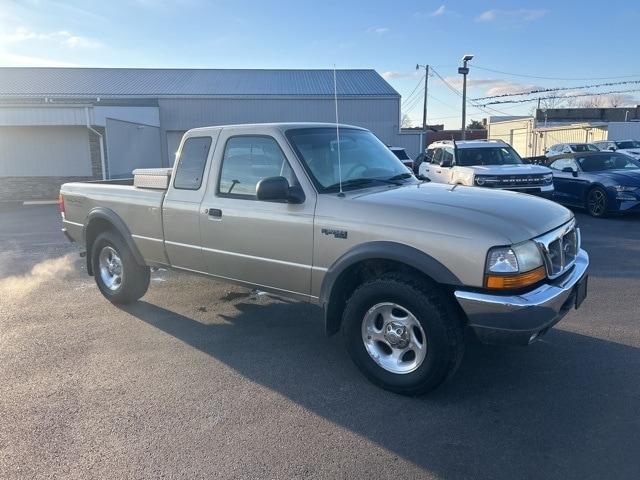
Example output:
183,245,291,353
341,274,464,395
91,231,150,304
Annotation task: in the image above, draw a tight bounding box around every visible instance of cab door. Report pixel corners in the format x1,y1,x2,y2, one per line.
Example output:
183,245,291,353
198,128,316,298
163,130,220,272
429,147,454,184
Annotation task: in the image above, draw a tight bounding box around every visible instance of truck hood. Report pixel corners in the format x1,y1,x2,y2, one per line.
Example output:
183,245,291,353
465,164,551,175
351,182,572,244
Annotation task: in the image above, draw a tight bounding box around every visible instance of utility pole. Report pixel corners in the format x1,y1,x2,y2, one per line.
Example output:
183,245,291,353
458,54,474,140
416,64,430,150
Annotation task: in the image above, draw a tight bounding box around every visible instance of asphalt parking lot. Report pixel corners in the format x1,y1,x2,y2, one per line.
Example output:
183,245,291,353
1,204,639,480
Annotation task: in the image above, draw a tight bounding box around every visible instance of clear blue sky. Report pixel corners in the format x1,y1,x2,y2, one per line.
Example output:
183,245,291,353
2,0,639,128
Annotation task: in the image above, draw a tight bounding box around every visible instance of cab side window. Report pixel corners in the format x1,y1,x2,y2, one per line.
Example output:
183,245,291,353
442,147,454,166
173,137,212,190
431,148,443,164
549,158,577,171
218,136,298,199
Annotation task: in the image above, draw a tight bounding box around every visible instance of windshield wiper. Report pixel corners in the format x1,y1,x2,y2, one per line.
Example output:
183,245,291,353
387,172,414,181
324,177,402,192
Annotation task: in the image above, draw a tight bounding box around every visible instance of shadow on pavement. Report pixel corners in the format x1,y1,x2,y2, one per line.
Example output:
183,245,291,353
121,299,640,479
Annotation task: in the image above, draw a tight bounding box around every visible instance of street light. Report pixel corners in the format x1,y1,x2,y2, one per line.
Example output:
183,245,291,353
458,54,474,140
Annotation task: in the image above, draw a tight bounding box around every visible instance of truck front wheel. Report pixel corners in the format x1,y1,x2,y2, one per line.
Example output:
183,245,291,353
91,231,150,304
341,274,464,395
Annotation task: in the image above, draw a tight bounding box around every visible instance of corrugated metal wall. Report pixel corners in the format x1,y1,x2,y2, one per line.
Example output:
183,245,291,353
607,122,640,140
0,126,91,176
157,97,400,165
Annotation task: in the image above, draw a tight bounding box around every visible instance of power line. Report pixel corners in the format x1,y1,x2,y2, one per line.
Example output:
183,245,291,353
472,65,640,81
480,88,640,106
430,68,513,117
401,75,425,106
473,79,640,101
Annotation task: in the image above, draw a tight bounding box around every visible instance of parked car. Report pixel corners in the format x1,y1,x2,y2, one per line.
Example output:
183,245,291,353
59,123,589,395
389,147,414,171
545,143,600,159
412,151,430,175
418,139,554,198
592,140,640,160
547,151,640,217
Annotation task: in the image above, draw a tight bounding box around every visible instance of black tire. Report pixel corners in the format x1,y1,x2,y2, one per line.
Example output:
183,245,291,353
91,230,150,304
586,186,608,218
341,273,465,395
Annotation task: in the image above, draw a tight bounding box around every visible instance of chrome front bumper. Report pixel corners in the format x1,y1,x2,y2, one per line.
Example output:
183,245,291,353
454,249,589,345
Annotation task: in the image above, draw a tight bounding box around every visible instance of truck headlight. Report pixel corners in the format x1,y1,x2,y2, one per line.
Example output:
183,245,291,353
543,173,553,184
485,241,546,289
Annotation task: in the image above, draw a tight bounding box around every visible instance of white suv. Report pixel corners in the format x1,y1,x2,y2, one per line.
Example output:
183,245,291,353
545,143,600,159
419,139,554,198
593,140,640,160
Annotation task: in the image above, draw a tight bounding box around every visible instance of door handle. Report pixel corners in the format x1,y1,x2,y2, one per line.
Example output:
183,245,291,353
436,170,442,174
205,208,222,218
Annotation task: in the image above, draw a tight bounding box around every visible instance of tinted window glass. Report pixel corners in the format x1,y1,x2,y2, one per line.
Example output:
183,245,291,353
219,136,297,198
578,154,640,172
173,137,212,190
442,148,454,165
616,140,640,149
457,147,523,166
391,149,410,160
550,158,577,171
432,149,443,164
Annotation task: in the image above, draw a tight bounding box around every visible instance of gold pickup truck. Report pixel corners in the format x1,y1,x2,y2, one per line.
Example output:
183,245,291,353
60,123,589,395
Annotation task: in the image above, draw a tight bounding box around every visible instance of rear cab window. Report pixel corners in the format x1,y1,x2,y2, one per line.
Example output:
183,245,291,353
173,137,212,190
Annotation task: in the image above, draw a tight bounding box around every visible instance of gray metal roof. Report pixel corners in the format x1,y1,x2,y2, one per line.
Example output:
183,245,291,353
0,68,398,98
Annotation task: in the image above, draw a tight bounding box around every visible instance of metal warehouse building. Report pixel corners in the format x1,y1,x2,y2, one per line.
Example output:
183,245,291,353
0,67,419,201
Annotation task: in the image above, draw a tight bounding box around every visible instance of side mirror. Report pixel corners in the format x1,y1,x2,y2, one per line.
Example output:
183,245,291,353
609,146,616,151
561,167,578,177
416,174,430,182
256,176,305,204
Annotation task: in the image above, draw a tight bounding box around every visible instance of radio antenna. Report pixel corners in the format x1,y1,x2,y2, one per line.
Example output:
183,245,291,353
333,65,343,196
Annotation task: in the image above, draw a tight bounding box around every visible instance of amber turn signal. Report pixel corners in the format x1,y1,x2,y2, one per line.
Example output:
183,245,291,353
485,266,546,289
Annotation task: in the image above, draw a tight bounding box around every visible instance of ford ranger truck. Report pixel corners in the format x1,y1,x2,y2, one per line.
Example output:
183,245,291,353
419,139,555,198
59,123,589,395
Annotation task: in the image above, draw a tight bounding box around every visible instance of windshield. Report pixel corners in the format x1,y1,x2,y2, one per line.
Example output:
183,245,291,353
456,147,524,166
286,128,413,192
571,144,599,152
391,149,410,160
577,153,640,172
616,140,640,149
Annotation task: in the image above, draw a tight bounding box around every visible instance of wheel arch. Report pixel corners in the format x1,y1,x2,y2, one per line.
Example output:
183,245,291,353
83,207,145,275
320,241,463,336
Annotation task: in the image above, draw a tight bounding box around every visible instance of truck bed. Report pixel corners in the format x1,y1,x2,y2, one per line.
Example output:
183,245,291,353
60,180,169,266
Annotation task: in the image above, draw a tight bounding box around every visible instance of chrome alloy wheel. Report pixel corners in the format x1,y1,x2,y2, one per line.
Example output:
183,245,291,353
98,246,123,291
361,302,427,374
588,189,606,216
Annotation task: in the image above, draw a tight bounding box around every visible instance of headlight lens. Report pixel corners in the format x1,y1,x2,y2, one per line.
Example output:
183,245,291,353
486,247,518,273
485,241,546,289
612,185,636,192
543,173,553,184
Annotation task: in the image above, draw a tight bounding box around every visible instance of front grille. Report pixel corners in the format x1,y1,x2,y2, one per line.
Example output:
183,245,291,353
534,221,579,279
481,175,547,188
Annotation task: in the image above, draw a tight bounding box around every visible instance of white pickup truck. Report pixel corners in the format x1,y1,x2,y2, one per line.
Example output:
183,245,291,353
419,139,555,198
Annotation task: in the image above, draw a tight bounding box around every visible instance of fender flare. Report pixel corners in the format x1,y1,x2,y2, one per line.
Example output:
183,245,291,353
319,241,463,335
83,207,146,274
